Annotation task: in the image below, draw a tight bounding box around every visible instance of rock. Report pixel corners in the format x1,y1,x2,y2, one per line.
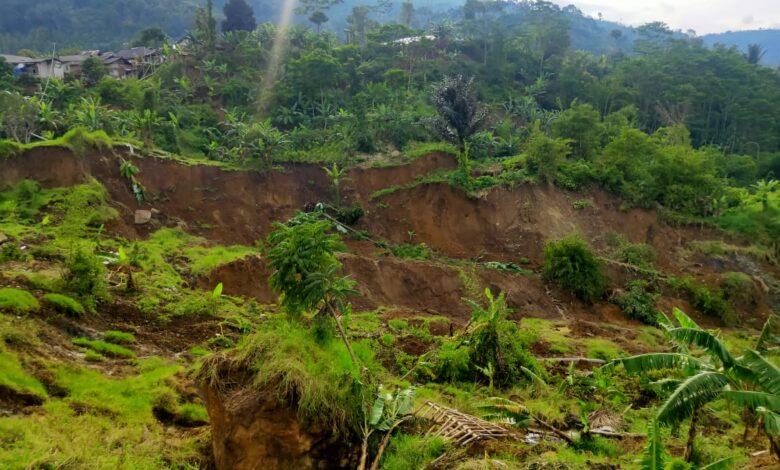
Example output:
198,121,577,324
134,210,152,225
0,233,8,245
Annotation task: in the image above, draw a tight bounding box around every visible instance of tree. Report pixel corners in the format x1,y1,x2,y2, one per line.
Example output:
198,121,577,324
745,43,767,65
222,0,257,33
266,211,360,366
308,11,329,33
752,178,778,211
525,123,572,185
429,75,488,152
82,57,107,85
607,310,780,460
399,1,415,27
0,91,39,143
194,0,217,54
132,27,167,48
358,387,415,470
542,234,605,303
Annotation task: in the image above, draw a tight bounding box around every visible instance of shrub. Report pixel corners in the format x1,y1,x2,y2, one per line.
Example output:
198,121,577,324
72,338,135,358
719,272,754,306
63,245,108,311
104,330,136,345
390,243,430,260
666,276,732,325
0,242,29,263
613,281,659,325
542,235,606,302
42,293,85,317
0,288,39,314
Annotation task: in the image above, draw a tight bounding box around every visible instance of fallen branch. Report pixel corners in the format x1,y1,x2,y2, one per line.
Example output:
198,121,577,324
588,429,645,439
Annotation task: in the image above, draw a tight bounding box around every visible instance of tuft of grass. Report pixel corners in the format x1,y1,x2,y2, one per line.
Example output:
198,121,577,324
42,293,85,317
403,141,458,160
0,347,48,400
72,338,135,359
584,338,624,361
104,330,136,345
380,434,450,470
0,288,39,315
175,403,209,425
84,350,104,362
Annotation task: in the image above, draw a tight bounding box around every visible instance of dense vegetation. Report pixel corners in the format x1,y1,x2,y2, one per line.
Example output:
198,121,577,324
2,1,780,469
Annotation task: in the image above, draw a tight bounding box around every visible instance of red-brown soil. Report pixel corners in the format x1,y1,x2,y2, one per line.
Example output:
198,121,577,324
1,147,774,327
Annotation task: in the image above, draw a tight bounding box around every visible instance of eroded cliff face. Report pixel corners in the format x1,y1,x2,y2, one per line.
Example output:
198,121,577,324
204,383,356,470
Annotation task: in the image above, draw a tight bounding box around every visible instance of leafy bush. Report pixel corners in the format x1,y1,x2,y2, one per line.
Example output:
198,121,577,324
719,271,755,308
613,281,659,325
104,330,136,345
0,242,29,263
63,245,108,311
0,288,39,314
390,243,430,260
666,276,732,325
42,293,85,317
542,235,606,302
72,338,135,358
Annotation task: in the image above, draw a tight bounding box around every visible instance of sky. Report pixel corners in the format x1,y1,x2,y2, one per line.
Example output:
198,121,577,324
551,0,780,35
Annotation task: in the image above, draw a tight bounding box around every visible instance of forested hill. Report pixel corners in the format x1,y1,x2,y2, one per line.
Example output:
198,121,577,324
702,29,780,66
0,0,752,59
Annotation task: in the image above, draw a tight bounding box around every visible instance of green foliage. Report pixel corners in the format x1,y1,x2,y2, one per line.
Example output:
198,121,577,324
0,288,39,314
266,212,356,319
104,330,136,345
525,123,572,185
666,276,732,325
640,417,668,470
72,338,135,358
63,245,108,311
434,289,541,387
379,434,449,470
390,243,430,260
42,293,85,317
614,280,659,325
0,347,47,400
542,234,606,302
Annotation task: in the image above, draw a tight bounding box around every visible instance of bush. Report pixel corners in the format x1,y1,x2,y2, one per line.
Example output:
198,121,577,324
542,235,606,302
720,271,755,308
63,245,108,311
381,434,449,470
667,276,733,325
0,242,29,263
613,281,659,325
0,288,39,314
390,243,430,260
42,293,85,317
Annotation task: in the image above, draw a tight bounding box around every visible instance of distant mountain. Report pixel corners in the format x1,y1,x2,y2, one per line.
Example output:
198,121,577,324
702,29,780,66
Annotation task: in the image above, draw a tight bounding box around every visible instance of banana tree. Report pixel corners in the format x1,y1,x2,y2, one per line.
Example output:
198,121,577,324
358,387,415,470
606,309,780,460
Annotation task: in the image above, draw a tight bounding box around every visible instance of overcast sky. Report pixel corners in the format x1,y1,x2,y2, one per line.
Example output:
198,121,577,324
551,0,780,35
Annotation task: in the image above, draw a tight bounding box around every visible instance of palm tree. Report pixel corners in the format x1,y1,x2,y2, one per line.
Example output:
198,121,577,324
746,43,767,65
429,75,488,152
606,309,780,460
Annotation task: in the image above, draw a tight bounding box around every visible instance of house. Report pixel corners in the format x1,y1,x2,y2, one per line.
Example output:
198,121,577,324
101,55,134,79
58,54,94,77
0,54,64,80
115,47,164,78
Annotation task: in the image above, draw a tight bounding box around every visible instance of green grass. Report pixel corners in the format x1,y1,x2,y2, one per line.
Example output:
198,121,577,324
42,293,85,316
0,357,203,468
0,288,39,314
72,338,135,359
403,141,457,160
380,434,449,470
204,316,380,433
0,347,48,400
583,338,625,361
104,330,136,345
519,318,574,354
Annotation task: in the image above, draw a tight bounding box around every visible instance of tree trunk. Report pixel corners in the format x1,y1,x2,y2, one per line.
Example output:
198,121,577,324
326,302,359,366
358,436,369,470
684,409,700,462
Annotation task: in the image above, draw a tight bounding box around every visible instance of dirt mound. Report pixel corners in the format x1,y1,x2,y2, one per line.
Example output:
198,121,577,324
203,363,355,470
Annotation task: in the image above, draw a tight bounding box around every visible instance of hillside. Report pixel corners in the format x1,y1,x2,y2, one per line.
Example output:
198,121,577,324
2,1,780,469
